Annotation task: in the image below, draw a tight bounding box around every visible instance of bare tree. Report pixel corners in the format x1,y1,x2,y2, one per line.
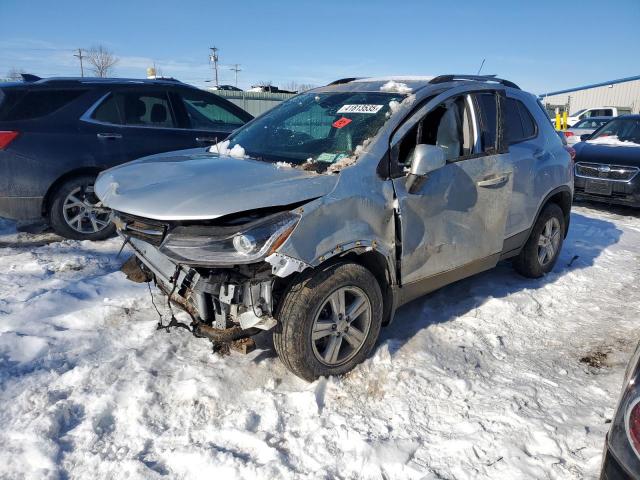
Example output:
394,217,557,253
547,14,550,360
86,45,119,77
283,81,316,93
7,67,26,81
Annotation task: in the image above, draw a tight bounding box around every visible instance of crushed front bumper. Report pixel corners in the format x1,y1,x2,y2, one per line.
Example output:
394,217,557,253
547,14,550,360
126,235,277,332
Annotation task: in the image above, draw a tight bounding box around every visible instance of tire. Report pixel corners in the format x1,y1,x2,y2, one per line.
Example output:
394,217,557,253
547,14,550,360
49,175,116,241
513,203,565,278
273,262,384,381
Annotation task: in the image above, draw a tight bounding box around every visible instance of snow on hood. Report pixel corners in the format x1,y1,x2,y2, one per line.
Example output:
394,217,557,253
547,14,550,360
586,136,640,148
95,149,338,221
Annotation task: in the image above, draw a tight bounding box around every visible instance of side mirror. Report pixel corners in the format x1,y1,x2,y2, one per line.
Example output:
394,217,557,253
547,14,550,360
406,144,446,194
580,133,592,142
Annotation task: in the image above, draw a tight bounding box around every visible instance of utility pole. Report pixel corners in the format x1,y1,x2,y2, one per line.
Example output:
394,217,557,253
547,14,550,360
230,64,241,87
74,48,85,77
209,47,219,87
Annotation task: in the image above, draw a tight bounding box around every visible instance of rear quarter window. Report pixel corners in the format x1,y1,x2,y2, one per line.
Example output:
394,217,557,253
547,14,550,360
504,97,537,144
0,89,87,121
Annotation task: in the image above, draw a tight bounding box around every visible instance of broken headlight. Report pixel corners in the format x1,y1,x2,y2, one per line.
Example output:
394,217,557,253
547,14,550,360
159,211,300,265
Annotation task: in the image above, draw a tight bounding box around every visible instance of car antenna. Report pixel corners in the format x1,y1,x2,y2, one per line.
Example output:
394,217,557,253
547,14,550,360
476,58,486,75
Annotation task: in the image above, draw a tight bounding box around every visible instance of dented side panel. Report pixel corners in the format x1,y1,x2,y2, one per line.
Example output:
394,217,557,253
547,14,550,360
393,153,513,284
275,158,397,281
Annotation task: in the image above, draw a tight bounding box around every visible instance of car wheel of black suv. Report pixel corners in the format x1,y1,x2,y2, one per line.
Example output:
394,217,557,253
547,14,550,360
273,262,383,381
513,203,565,278
49,175,115,241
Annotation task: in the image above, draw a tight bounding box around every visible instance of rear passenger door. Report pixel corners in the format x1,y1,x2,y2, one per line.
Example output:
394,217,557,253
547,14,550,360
170,88,250,147
502,94,542,237
113,89,196,161
86,89,199,164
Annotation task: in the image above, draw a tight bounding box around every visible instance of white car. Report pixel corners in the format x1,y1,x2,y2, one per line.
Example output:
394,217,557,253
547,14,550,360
567,106,631,127
563,116,612,145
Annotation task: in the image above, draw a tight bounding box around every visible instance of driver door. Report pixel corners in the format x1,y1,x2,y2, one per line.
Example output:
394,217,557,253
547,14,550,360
391,90,513,286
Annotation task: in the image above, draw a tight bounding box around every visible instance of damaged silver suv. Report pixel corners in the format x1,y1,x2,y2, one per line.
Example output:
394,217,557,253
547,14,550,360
95,75,573,381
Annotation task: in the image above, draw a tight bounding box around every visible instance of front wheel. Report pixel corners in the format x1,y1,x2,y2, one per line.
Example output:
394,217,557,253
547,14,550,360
49,175,115,241
273,262,383,381
513,203,565,278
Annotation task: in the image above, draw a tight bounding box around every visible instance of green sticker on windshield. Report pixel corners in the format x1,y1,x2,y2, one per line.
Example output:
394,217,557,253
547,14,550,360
317,153,338,163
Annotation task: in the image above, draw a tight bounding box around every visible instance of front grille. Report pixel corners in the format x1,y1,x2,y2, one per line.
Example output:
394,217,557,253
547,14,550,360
575,162,639,182
114,212,169,246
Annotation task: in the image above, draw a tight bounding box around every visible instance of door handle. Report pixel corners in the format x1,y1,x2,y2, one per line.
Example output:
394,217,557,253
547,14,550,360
97,133,122,140
195,137,218,144
477,174,509,188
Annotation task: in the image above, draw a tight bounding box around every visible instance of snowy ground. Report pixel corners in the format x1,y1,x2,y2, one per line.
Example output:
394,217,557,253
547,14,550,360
1,203,639,480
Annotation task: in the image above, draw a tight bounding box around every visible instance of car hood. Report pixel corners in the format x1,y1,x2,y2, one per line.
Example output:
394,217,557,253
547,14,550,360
574,141,640,167
94,149,338,220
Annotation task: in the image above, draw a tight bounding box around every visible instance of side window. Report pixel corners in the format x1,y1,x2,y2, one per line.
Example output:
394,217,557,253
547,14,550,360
0,89,87,121
504,97,538,144
504,98,524,144
516,101,537,138
474,92,498,153
91,93,121,124
602,108,613,116
397,94,474,165
107,91,176,128
180,89,246,129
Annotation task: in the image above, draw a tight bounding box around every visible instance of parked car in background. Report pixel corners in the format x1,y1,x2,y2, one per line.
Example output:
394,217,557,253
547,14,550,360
248,84,297,94
568,106,632,127
0,76,252,239
564,116,612,146
600,341,640,479
95,74,573,381
574,115,640,207
210,85,243,91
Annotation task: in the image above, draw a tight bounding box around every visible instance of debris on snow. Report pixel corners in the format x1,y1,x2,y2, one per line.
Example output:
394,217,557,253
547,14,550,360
327,138,373,173
1,206,639,479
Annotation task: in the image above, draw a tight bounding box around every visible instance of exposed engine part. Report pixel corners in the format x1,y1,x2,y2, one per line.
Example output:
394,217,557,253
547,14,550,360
238,311,277,330
266,252,310,277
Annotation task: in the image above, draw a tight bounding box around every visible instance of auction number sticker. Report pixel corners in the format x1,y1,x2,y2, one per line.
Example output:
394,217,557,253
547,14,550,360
337,104,383,114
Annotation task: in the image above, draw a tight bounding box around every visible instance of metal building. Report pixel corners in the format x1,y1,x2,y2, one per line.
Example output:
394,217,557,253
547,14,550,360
539,75,640,115
209,90,296,117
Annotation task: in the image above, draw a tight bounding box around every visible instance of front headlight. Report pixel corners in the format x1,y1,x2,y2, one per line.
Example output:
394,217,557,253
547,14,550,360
159,211,299,265
607,341,640,474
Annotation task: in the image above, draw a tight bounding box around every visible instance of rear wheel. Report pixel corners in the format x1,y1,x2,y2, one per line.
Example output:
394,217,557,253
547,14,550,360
513,203,565,278
273,262,383,381
49,175,115,241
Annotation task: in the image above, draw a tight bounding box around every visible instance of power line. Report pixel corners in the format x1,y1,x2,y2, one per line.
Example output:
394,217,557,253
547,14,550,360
229,64,241,87
73,48,85,77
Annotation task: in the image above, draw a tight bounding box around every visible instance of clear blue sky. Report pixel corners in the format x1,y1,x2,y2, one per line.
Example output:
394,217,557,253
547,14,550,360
1,0,638,94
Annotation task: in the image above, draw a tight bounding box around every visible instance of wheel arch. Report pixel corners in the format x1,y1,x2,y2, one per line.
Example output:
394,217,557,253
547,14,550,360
41,167,104,216
538,186,572,238
273,248,397,326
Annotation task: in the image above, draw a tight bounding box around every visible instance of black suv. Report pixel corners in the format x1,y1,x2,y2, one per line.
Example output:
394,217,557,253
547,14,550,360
0,77,253,239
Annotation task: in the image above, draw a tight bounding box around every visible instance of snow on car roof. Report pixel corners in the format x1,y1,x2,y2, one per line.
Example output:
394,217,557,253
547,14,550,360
352,75,435,83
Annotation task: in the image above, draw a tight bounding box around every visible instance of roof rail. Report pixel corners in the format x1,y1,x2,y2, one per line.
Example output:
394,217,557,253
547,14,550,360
327,77,360,86
429,74,520,90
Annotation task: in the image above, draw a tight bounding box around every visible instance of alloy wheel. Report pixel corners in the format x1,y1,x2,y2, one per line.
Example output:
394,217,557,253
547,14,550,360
311,286,372,366
537,217,561,267
62,185,113,234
